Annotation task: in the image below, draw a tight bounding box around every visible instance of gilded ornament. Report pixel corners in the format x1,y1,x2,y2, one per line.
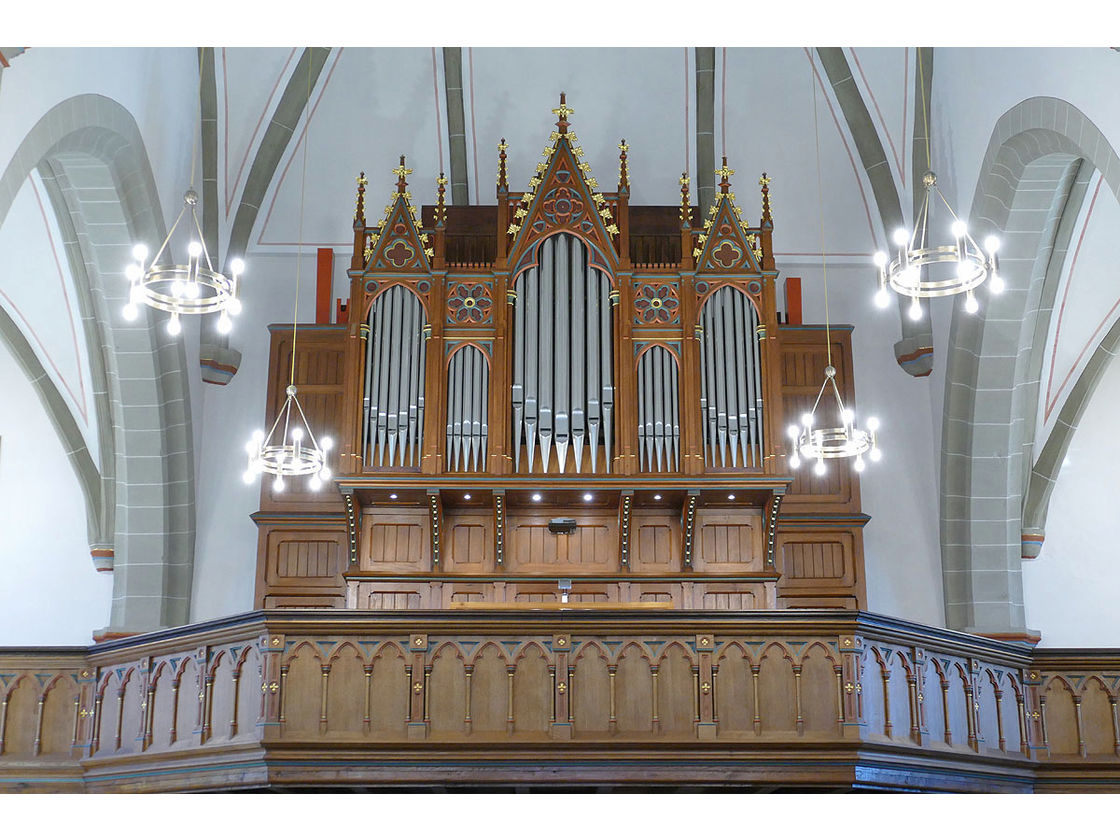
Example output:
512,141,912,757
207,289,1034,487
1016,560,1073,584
392,161,414,180
599,208,612,219
587,178,599,190
413,682,423,694
591,193,605,204
507,224,520,235
605,223,619,235
514,208,528,219
701,682,711,695
557,682,567,695
424,248,434,259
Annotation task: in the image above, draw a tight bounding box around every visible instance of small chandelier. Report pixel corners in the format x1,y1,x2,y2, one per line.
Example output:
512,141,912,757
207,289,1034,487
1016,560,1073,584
123,188,243,336
873,170,1001,319
244,385,333,492
787,366,880,475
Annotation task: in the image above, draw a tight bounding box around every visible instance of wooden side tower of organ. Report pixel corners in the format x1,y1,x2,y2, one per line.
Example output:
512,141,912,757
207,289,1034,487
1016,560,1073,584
253,96,869,612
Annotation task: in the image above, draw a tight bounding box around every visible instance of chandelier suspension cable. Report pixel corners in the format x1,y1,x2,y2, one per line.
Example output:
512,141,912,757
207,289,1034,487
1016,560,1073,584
244,50,333,492
786,54,880,475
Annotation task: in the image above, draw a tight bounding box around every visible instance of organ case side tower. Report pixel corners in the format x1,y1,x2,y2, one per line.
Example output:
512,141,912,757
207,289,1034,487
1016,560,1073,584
253,96,869,611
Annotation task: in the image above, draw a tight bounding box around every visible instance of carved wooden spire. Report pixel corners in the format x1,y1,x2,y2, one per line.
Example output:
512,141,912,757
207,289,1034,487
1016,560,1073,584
716,156,734,195
552,92,573,135
497,138,509,191
435,172,448,227
760,172,772,224
679,172,692,227
354,171,367,225
392,155,412,194
618,139,629,193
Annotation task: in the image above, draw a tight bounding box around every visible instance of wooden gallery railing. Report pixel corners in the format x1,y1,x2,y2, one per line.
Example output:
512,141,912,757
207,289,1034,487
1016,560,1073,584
1,611,1118,791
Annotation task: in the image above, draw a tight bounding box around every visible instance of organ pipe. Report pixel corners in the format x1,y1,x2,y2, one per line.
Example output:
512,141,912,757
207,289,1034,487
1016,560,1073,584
445,344,489,472
512,233,614,473
363,285,427,468
637,346,680,472
698,286,765,468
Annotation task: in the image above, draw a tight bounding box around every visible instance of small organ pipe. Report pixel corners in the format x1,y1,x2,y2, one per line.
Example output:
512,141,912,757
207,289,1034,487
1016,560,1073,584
470,346,484,471
524,266,539,472
364,286,426,468
512,280,525,472
554,238,571,473
732,290,750,468
600,270,614,474
538,238,555,473
670,351,680,470
653,348,665,471
570,243,587,473
586,267,602,473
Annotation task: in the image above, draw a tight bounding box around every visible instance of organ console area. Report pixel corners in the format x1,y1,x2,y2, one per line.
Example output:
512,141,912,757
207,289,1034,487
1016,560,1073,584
252,96,870,614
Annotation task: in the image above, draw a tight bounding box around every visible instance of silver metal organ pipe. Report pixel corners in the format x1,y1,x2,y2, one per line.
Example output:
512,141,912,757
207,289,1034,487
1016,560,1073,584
697,286,765,469
554,237,571,473
662,347,674,472
512,279,525,473
670,349,680,470
470,346,484,471
599,269,614,474
652,347,665,471
537,237,555,473
524,267,539,473
570,243,586,473
479,353,489,472
586,266,601,473
364,286,426,469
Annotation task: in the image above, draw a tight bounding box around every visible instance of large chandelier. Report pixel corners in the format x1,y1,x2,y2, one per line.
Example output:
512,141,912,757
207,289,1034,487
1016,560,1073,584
122,49,243,336
243,49,330,493
787,367,880,474
243,385,333,491
123,189,243,336
872,49,1001,319
788,51,881,476
873,170,1001,319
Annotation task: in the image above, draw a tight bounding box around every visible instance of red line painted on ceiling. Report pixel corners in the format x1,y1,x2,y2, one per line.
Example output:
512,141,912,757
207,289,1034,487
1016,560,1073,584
469,48,479,206
256,48,343,247
805,48,880,253
0,51,9,69
29,175,88,422
850,48,904,188
225,47,297,216
901,48,909,189
1045,176,1105,420
683,48,690,180
720,47,727,158
430,48,445,181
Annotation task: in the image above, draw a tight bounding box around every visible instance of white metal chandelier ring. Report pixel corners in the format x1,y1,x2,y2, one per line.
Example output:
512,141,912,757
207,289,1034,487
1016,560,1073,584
131,263,237,316
885,244,989,298
797,425,874,460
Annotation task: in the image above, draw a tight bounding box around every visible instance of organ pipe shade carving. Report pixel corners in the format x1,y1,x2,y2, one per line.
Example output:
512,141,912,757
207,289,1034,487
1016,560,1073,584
512,234,614,473
363,285,427,468
446,345,490,472
699,286,764,468
637,347,680,472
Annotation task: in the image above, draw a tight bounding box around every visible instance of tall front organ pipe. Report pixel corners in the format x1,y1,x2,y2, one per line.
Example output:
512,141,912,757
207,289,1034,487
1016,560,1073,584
512,233,614,473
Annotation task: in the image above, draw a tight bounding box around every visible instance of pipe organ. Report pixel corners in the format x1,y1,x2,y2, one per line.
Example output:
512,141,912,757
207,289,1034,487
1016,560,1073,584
254,95,870,615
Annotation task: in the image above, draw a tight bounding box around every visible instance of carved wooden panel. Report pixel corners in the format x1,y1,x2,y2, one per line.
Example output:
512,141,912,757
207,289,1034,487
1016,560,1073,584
506,510,617,573
443,513,492,571
630,512,680,571
351,582,426,610
277,540,337,578
690,509,763,571
359,507,430,572
779,535,854,587
263,527,347,591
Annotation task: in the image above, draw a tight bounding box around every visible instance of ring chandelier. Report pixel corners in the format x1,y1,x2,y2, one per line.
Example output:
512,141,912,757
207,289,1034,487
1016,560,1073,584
873,170,1001,320
244,385,333,492
123,189,243,336
787,367,880,475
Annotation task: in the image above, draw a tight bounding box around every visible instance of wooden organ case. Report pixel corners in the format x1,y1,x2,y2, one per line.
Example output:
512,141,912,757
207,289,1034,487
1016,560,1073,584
253,97,869,614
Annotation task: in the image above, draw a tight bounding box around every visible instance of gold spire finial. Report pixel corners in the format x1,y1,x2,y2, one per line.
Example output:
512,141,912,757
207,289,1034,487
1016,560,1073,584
716,156,734,194
497,138,509,190
760,171,772,223
618,138,629,191
392,155,412,194
436,171,447,225
552,92,574,134
679,172,692,226
354,171,367,223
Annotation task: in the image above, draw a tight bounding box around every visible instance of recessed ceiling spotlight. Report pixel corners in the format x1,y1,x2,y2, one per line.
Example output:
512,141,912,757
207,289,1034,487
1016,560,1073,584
653,494,662,501
727,494,736,500
583,493,593,502
532,493,542,502
464,493,472,501
389,493,398,500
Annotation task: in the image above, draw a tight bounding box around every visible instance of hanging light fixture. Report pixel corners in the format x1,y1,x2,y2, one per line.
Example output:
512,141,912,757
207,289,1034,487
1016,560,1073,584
789,52,881,476
243,50,330,493
872,51,1001,318
123,49,243,336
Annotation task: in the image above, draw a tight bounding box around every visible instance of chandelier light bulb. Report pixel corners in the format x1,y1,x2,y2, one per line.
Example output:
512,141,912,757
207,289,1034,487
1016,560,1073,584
892,227,909,247
873,251,887,268
245,438,257,455
801,412,814,427
125,263,142,282
320,436,333,451
187,241,203,258
217,312,232,334
866,416,880,432
184,281,199,300
272,476,284,493
132,243,149,262
854,456,866,472
909,299,922,320
122,302,139,321
171,279,184,297
984,235,1000,254
990,273,1005,294
291,426,304,442
789,453,801,469
842,408,855,425
309,476,322,491
242,468,255,484
964,293,979,314
230,258,245,274
870,447,882,462
167,313,182,336
814,459,826,476
252,429,265,444
874,287,891,309
318,467,330,481
787,424,800,440
227,297,243,315
951,220,968,238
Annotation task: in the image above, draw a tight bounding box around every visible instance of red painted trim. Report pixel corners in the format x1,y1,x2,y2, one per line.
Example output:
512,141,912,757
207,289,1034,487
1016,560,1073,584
851,48,903,185
430,48,445,174
468,48,479,206
720,47,727,158
805,48,881,253
316,247,334,324
901,48,909,189
0,50,9,68
683,48,691,180
1045,177,1103,420
784,277,802,325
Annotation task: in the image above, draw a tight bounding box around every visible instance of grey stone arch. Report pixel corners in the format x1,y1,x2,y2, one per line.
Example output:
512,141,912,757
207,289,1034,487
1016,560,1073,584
940,97,1120,636
0,94,197,633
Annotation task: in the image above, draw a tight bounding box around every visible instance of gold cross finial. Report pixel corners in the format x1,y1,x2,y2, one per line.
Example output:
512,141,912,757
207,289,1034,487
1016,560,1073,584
618,140,629,153
437,174,448,186
497,138,509,152
392,156,413,180
716,161,735,180
759,173,771,187
552,92,575,120
680,173,690,185
356,172,368,188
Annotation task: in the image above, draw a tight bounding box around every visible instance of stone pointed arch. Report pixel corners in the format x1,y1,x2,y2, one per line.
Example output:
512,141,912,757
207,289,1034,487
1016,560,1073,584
0,93,196,634
940,97,1120,636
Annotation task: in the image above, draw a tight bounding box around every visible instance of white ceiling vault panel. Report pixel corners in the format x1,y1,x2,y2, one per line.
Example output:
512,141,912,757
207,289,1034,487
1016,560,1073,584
252,47,446,253
845,47,912,196
721,47,882,266
1037,175,1120,447
468,47,690,208
0,172,97,459
218,47,299,222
